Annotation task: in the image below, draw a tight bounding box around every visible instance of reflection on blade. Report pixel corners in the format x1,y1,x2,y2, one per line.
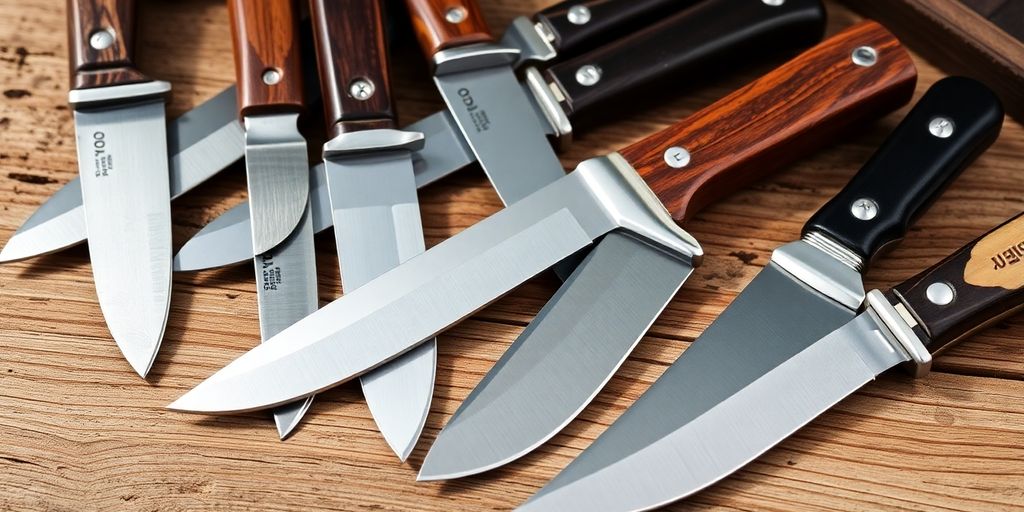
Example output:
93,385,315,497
243,114,310,255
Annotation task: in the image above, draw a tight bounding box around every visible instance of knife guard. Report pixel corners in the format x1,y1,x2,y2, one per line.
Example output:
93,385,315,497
804,77,1004,267
533,0,696,57
404,0,493,57
620,21,917,223
542,0,827,123
228,0,305,117
67,0,148,90
309,0,396,137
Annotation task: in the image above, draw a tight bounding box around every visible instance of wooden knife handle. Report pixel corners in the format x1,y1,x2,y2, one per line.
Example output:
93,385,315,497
66,0,148,89
404,0,493,57
888,212,1024,355
228,0,305,117
309,0,395,137
621,21,917,222
534,0,694,56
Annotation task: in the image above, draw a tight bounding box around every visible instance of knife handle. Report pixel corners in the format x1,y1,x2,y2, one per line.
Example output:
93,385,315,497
886,212,1024,355
309,0,396,137
228,0,305,117
533,0,695,57
405,0,493,57
543,0,826,119
66,0,148,89
804,77,1004,269
621,21,917,222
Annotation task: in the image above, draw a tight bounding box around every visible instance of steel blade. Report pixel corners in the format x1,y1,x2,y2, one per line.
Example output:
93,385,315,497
419,231,693,480
75,99,173,377
243,114,310,255
326,150,433,461
520,310,910,511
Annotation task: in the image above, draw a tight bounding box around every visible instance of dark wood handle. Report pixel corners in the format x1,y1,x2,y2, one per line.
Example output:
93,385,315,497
66,0,148,89
309,0,395,137
404,0,493,57
228,0,305,117
621,21,917,222
889,212,1024,355
534,0,695,57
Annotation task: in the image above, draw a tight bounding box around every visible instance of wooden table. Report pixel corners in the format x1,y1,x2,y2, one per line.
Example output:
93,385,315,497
2,1,1022,510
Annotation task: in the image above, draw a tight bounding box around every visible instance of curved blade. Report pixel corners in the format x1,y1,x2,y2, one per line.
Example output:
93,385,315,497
419,231,692,480
243,114,310,255
519,311,909,511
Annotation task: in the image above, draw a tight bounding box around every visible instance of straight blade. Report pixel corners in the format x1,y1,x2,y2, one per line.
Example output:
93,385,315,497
520,310,910,511
243,114,309,255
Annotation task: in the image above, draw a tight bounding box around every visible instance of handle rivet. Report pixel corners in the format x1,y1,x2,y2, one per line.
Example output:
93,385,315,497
851,46,878,67
89,28,115,50
567,5,592,25
445,6,467,23
926,282,955,306
850,198,878,220
349,78,376,101
262,68,282,85
664,147,691,169
575,64,602,86
762,0,785,6
928,117,955,138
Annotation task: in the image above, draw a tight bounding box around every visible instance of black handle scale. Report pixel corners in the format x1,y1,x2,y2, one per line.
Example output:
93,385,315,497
543,0,826,118
534,0,696,57
804,76,1004,267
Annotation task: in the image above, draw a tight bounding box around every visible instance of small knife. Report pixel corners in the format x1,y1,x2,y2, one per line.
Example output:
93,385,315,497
168,21,918,415
417,76,1003,480
67,0,174,377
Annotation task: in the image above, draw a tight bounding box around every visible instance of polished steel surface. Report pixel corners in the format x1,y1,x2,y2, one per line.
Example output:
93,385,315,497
243,113,310,255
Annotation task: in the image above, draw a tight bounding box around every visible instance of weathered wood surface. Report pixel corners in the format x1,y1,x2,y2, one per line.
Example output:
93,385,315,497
1,1,1023,510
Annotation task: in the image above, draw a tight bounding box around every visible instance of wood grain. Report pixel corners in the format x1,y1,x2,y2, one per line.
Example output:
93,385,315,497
65,0,148,89
1,1,1023,510
404,0,493,57
227,0,304,116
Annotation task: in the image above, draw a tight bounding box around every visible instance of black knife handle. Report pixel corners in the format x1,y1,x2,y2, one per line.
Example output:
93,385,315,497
533,0,696,57
310,0,396,138
66,0,149,89
886,212,1024,355
542,0,826,118
804,77,1004,269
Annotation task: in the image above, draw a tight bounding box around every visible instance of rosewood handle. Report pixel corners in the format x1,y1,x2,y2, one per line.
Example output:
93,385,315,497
534,0,695,57
888,212,1024,355
804,77,1004,268
544,0,826,118
228,0,305,117
404,0,493,57
621,21,917,222
66,0,148,89
309,0,395,137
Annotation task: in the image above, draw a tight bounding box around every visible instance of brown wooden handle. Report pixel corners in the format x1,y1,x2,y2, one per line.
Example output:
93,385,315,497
404,0,493,57
309,0,395,138
621,21,917,222
66,0,149,89
228,0,305,117
889,212,1024,355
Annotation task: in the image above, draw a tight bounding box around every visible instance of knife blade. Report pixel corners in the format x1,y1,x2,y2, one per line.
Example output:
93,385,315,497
522,195,1020,512
167,21,918,414
67,0,174,377
417,75,1003,480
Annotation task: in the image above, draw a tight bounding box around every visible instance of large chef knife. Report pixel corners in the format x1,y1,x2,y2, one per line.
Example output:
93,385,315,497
418,76,1002,480
522,180,1018,512
173,0,827,271
67,0,174,377
169,21,919,414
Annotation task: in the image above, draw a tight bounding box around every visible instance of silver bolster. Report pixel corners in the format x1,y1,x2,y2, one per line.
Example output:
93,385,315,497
770,239,866,310
69,80,172,108
803,231,865,272
865,289,932,377
433,44,521,76
499,16,557,66
523,67,572,148
323,129,426,157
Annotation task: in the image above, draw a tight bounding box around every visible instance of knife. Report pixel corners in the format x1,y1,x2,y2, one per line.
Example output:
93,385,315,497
67,0,174,377
228,0,309,256
521,157,1016,512
168,21,919,415
173,0,827,271
417,76,1002,480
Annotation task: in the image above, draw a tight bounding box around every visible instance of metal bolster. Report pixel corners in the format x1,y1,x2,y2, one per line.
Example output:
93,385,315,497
433,44,521,76
523,67,573,148
770,240,866,311
68,80,171,108
323,129,426,157
802,231,865,272
865,289,933,378
499,16,557,67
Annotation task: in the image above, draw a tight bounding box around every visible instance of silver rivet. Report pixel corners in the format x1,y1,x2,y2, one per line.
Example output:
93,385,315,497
928,117,955,138
349,78,375,100
89,28,115,50
664,147,691,169
575,64,602,86
262,68,282,85
851,46,878,67
567,5,591,25
445,6,467,23
925,282,955,306
850,198,879,220
762,0,785,5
